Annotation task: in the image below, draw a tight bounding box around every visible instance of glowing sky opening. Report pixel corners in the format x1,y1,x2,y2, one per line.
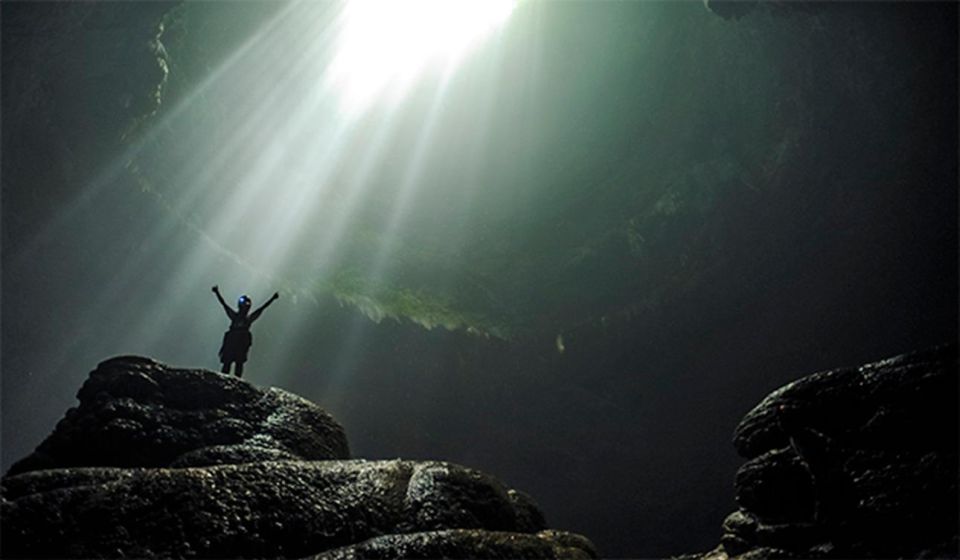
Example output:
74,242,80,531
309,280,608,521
327,0,517,115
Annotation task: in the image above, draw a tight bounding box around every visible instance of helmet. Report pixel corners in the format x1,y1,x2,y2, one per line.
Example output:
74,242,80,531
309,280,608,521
238,295,252,307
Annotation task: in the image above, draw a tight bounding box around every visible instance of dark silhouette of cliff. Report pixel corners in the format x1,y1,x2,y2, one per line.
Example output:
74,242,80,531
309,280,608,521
679,344,958,559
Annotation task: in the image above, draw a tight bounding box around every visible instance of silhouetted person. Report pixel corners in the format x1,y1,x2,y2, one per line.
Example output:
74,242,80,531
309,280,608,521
212,285,279,377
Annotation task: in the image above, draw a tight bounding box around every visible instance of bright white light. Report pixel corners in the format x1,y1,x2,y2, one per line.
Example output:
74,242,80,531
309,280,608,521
327,0,516,114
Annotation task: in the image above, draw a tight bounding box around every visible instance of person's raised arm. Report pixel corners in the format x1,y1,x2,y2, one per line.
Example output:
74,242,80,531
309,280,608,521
212,285,237,319
249,292,280,323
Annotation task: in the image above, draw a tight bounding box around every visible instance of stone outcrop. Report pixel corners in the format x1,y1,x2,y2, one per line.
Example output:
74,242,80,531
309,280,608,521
1,356,595,559
310,530,597,559
7,356,350,475
684,344,958,559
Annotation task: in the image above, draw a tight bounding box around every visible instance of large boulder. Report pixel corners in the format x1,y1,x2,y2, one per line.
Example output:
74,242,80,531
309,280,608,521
1,356,596,559
1,460,553,559
310,529,597,559
7,356,350,475
732,344,957,460
683,344,959,559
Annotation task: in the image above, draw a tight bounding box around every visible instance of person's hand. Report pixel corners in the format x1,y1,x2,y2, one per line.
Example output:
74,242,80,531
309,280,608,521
272,291,280,300
212,285,219,293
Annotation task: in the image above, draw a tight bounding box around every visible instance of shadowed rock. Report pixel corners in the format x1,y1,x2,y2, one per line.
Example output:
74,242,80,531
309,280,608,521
682,344,958,559
1,356,595,559
734,448,814,524
1,460,551,559
733,345,957,459
309,529,597,559
7,356,350,475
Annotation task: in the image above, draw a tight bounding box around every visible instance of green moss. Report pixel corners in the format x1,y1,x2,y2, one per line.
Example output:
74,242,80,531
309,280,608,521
323,269,513,339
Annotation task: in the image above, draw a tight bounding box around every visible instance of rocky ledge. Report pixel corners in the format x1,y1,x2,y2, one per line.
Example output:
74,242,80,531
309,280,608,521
683,344,958,559
1,357,596,559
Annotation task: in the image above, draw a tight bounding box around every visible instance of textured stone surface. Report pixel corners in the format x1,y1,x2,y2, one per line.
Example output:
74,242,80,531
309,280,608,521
733,345,957,459
683,344,958,559
7,356,350,474
309,529,597,559
734,448,814,523
1,357,595,559
1,460,554,559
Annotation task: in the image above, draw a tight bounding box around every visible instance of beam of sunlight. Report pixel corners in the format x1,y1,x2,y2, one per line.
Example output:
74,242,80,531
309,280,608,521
360,60,460,287
23,0,529,389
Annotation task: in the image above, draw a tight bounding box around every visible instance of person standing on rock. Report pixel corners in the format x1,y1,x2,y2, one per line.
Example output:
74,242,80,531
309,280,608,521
212,285,279,378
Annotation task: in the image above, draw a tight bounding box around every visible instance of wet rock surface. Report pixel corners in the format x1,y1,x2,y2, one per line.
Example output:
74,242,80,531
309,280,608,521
7,356,350,475
684,344,959,559
309,529,597,559
1,357,595,559
2,461,547,559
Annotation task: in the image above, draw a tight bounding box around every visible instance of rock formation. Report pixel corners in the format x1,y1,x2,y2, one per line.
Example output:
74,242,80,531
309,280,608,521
6,356,350,475
1,356,596,559
681,344,958,559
